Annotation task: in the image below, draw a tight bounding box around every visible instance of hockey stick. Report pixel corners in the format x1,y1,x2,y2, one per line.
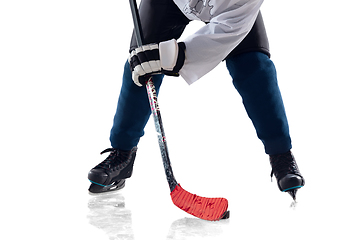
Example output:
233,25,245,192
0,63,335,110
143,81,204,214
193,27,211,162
128,0,229,221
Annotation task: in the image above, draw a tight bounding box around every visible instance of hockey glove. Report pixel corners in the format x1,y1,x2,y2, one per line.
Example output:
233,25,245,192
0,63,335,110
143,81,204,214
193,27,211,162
128,39,186,86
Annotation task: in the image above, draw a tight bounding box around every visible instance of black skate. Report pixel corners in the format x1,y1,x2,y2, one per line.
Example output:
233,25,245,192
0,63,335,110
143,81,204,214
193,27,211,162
269,151,305,200
88,147,137,193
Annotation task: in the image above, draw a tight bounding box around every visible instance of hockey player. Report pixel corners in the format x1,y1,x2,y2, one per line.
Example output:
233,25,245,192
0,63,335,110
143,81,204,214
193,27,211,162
88,0,305,200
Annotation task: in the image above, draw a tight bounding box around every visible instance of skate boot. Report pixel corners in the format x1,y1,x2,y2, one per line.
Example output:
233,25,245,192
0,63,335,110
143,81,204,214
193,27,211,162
88,147,137,193
269,151,305,200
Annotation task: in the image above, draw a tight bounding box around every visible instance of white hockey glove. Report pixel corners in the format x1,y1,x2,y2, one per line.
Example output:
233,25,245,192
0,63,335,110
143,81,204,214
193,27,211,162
128,39,186,86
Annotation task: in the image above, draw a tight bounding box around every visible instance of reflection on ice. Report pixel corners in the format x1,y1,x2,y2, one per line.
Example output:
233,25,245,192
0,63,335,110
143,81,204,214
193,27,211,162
87,190,230,240
87,192,134,240
167,217,229,239
290,200,297,209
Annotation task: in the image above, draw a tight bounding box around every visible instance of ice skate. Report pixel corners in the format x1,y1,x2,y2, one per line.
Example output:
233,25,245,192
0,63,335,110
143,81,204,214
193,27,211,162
88,147,137,193
269,151,305,200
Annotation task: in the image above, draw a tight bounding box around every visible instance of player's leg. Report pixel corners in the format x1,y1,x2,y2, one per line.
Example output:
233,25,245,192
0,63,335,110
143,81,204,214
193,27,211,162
226,52,304,199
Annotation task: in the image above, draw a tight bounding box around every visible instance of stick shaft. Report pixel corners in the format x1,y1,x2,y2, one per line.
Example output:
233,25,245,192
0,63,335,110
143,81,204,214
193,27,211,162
129,0,144,46
145,80,178,191
129,0,178,191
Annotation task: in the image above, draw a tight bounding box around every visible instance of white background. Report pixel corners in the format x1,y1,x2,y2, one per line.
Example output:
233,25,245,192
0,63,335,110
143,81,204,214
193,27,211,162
1,1,359,239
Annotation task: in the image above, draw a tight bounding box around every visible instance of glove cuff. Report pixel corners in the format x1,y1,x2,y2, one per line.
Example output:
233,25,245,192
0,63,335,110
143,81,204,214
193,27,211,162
159,39,186,74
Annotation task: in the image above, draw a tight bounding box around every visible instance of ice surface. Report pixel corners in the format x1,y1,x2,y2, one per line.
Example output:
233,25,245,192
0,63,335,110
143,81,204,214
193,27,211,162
86,191,232,240
88,192,134,240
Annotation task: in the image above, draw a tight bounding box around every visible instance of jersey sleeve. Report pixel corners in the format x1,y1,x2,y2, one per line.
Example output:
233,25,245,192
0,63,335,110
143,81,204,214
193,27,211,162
179,0,263,85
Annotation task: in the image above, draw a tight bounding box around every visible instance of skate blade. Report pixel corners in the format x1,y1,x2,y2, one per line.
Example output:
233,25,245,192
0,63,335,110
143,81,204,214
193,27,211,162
282,185,303,200
88,179,126,194
287,189,297,200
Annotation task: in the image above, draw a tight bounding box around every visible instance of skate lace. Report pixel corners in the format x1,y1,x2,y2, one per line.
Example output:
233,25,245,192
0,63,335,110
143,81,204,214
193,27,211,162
96,148,130,170
270,152,299,181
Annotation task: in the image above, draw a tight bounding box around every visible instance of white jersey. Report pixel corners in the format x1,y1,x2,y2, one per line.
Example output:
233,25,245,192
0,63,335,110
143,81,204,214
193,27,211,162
173,0,264,84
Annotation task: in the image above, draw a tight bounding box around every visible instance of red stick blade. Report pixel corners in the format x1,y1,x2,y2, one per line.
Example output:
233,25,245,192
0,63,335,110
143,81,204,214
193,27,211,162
170,184,228,221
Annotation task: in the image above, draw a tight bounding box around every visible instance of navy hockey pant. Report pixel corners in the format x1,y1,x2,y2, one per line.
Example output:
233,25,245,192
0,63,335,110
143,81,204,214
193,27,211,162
110,51,291,155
